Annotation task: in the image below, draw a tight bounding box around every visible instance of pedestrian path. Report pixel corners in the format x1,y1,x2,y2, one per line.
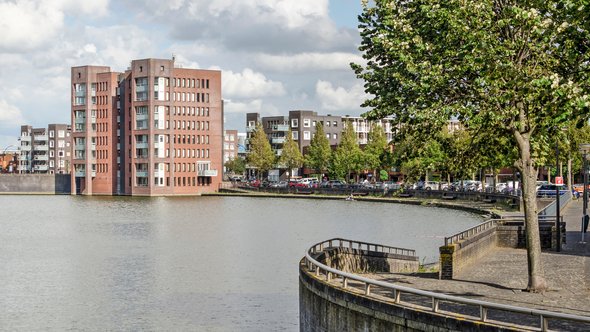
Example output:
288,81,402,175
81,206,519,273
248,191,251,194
359,199,590,330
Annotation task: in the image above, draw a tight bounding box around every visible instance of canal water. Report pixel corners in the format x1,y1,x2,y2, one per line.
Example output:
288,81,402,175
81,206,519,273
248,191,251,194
0,195,481,331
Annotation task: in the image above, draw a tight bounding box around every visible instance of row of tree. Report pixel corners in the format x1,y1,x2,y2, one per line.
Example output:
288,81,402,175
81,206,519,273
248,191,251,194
231,122,391,182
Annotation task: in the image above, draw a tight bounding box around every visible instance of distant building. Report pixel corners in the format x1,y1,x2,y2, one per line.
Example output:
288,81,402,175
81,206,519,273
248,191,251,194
71,57,223,196
18,124,71,174
223,129,238,175
341,116,396,145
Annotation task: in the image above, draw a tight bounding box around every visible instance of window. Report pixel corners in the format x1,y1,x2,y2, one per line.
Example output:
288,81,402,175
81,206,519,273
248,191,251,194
160,65,165,71
312,121,317,127
58,130,65,138
333,133,338,140
49,150,54,157
333,121,338,127
291,119,299,128
303,131,310,140
292,131,299,140
135,77,148,101
303,119,311,127
49,130,54,138
49,140,55,148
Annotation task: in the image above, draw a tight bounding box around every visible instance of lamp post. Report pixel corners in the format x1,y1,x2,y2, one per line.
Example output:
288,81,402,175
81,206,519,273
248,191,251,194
578,143,590,243
555,140,561,251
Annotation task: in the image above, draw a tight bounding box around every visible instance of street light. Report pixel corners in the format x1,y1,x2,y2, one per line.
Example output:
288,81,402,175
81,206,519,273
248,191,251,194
578,143,590,243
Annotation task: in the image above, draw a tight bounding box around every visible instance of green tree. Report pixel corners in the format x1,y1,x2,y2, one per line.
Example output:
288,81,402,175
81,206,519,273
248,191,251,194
279,129,304,178
353,0,590,292
365,124,389,177
330,123,363,182
305,122,332,176
224,157,246,175
246,122,275,179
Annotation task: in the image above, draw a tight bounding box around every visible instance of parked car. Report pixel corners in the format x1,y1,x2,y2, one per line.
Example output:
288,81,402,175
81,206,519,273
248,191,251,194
288,178,301,187
380,181,401,190
423,181,439,190
320,180,347,188
572,183,590,194
536,184,569,198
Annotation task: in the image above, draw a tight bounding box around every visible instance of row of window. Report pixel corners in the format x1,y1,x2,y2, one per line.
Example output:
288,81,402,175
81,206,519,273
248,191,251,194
134,175,212,187
290,131,338,141
132,148,211,159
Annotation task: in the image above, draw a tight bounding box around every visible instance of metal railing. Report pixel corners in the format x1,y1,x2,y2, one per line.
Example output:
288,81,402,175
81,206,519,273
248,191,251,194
444,219,499,246
303,239,590,331
309,238,415,257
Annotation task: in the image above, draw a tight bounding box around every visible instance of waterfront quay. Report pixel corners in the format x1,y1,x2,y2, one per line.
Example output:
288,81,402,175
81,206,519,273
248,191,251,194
300,197,590,331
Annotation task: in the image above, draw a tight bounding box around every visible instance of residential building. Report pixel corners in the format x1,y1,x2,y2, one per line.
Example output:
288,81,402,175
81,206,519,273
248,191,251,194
288,110,342,153
48,124,72,174
341,116,396,145
223,129,238,174
18,125,70,174
71,58,223,196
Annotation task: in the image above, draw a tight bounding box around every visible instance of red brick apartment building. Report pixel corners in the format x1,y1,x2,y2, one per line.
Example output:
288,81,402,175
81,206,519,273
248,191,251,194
71,58,223,196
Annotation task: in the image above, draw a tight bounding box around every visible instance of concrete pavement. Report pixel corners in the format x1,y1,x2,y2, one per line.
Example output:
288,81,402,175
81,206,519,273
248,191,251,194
358,199,590,330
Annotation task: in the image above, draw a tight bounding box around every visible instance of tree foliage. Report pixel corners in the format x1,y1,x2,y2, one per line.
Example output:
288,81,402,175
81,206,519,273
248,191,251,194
279,129,304,176
330,123,363,181
305,122,332,174
246,122,275,177
353,0,590,292
365,124,390,173
224,157,246,175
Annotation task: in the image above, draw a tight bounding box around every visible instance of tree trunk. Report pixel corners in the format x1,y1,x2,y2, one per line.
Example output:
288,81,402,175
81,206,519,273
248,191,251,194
514,132,547,293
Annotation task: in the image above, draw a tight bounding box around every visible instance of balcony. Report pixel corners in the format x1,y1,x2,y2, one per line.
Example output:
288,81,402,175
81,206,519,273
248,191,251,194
272,124,289,131
271,137,286,144
136,85,148,93
75,90,86,97
136,114,148,121
90,144,96,151
75,143,85,151
198,169,218,177
246,126,255,132
136,142,149,149
75,117,86,124
35,145,49,151
34,135,48,141
20,136,31,142
136,171,149,177
20,145,31,151
91,116,96,124
33,165,49,171
75,170,86,177
34,155,49,161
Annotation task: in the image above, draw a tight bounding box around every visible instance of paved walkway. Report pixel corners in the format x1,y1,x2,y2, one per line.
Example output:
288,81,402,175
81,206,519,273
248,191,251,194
359,199,590,330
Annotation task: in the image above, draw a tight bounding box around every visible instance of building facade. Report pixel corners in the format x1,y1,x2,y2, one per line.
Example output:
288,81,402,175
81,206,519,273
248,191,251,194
71,58,223,196
19,124,71,174
341,116,396,145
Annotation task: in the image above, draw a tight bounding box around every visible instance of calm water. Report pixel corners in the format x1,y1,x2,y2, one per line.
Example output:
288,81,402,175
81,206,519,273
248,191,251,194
0,195,481,331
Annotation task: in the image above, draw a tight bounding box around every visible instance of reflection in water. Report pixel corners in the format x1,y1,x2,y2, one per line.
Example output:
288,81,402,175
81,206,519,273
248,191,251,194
0,195,481,331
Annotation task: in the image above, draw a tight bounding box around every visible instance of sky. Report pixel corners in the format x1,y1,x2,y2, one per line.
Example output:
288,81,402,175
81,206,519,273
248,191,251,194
0,0,367,149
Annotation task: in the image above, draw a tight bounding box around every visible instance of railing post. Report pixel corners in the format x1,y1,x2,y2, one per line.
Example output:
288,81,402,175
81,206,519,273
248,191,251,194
327,272,331,281
393,290,401,303
480,306,487,322
342,277,348,289
316,266,321,277
540,315,548,332
365,283,371,295
432,298,439,312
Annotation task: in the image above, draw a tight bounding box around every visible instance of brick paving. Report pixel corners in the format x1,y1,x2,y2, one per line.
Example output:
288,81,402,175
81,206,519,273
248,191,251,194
356,199,590,330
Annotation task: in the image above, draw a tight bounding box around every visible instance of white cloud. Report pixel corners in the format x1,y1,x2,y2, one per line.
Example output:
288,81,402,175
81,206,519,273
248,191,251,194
224,99,264,114
0,1,64,52
222,69,286,99
315,80,368,111
0,100,26,127
256,52,363,73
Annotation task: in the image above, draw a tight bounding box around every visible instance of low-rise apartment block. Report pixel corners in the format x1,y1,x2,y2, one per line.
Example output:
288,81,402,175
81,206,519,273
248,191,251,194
19,124,71,174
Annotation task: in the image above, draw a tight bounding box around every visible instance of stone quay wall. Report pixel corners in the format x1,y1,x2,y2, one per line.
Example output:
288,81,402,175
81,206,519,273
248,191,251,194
440,220,563,280
320,247,419,274
299,259,521,332
0,174,71,194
